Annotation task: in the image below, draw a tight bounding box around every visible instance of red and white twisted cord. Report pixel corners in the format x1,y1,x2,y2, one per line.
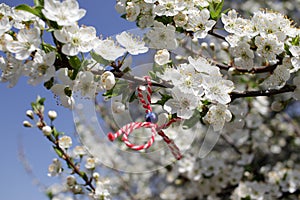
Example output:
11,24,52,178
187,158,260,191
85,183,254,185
137,76,152,113
107,76,183,160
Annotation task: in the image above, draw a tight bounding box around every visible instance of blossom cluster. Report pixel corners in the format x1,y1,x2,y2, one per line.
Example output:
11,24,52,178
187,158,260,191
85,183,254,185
0,0,149,106
2,0,300,199
116,0,218,38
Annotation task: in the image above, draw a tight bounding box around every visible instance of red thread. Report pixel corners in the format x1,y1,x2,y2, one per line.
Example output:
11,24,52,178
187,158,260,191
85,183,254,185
108,76,182,160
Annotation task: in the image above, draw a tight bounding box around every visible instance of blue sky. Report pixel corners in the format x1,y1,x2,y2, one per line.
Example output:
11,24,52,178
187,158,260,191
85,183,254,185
0,1,135,199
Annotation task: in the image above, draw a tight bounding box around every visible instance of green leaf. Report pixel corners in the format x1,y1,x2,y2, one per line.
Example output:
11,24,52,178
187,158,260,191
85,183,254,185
148,71,157,80
44,77,54,90
69,56,81,70
90,51,110,66
41,43,56,53
103,80,129,99
37,97,46,105
154,15,174,25
69,56,81,80
15,4,43,18
31,102,38,113
122,66,131,74
291,35,300,46
34,0,44,6
80,171,88,180
154,92,172,106
129,91,137,102
241,196,251,200
52,127,60,138
209,0,224,20
53,146,63,158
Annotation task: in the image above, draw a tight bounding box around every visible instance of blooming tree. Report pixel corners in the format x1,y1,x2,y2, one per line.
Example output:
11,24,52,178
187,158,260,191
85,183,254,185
2,0,300,199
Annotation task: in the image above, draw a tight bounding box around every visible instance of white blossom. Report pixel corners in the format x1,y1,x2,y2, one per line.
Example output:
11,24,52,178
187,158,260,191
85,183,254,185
42,0,86,26
154,0,185,17
93,38,126,61
145,21,178,50
85,157,97,169
261,64,290,89
48,158,62,177
54,24,97,56
75,71,97,97
94,180,111,200
6,27,41,60
125,2,140,21
173,12,188,27
164,87,199,119
203,75,234,104
0,54,24,87
116,31,148,55
0,33,13,51
51,68,74,108
0,16,12,36
73,146,86,158
188,56,220,77
24,50,56,86
186,8,216,39
204,104,232,132
230,41,254,70
255,35,284,63
58,136,72,149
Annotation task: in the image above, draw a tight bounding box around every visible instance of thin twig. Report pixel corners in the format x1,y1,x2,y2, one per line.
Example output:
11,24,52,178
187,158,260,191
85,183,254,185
46,133,96,191
220,133,242,155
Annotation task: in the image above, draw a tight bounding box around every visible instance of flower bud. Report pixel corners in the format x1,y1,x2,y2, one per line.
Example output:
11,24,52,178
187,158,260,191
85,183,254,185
26,110,34,119
271,101,283,112
42,125,52,136
85,157,96,169
154,49,170,66
209,42,215,51
101,71,116,90
221,41,229,50
112,101,125,114
48,110,57,121
73,145,86,158
73,185,83,194
93,172,100,181
23,120,32,128
200,42,208,49
36,121,44,129
66,175,77,187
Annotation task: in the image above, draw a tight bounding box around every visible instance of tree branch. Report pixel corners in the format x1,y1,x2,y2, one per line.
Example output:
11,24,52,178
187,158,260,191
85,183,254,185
112,70,297,103
208,30,226,41
112,71,173,88
215,61,278,74
230,85,296,102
